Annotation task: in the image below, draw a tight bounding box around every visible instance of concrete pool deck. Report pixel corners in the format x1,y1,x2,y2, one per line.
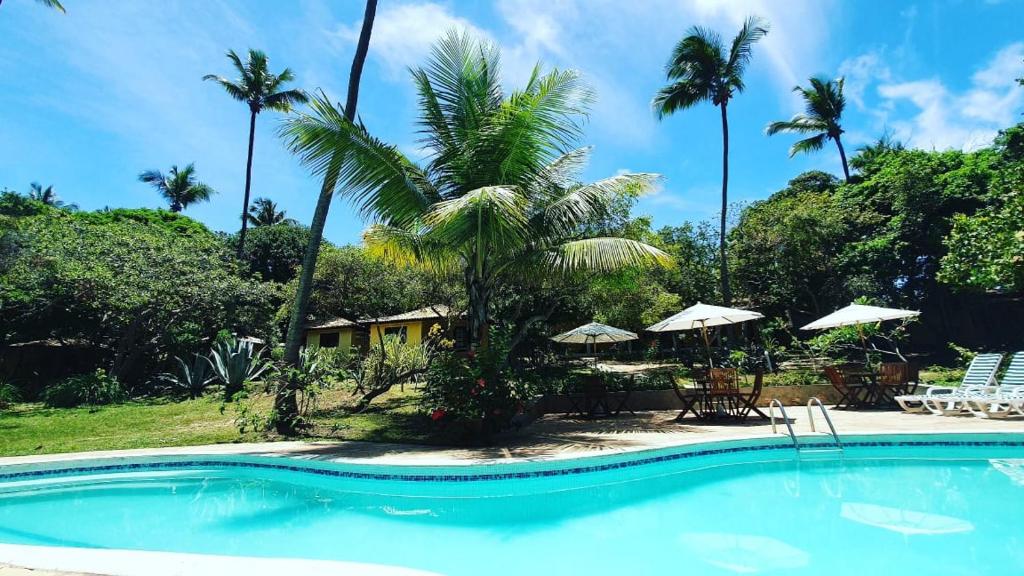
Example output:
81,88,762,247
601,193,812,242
4,408,1024,576
3,408,1024,469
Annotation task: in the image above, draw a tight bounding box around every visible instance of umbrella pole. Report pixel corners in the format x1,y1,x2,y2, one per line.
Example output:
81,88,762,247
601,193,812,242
857,324,870,365
701,322,714,368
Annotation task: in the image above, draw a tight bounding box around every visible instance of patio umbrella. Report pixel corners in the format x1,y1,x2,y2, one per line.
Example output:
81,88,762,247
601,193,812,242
645,302,764,366
800,303,920,358
550,322,638,358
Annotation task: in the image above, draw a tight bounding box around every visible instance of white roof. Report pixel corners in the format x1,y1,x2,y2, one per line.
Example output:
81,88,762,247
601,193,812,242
550,322,638,344
801,303,920,330
645,302,764,332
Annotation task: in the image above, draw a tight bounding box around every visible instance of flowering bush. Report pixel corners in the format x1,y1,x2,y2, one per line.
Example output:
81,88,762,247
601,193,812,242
419,326,531,439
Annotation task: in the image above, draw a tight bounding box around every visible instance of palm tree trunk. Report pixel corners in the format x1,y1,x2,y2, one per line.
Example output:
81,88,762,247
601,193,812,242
237,110,257,259
719,102,732,306
835,135,851,183
275,0,377,436
467,269,489,349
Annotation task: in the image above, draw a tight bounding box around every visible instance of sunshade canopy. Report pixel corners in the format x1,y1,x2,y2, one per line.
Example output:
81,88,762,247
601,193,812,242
646,302,764,332
800,303,920,331
550,322,638,345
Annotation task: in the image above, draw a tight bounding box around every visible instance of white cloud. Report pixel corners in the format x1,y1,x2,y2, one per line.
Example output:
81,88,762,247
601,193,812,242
335,2,490,78
875,42,1024,151
838,51,891,110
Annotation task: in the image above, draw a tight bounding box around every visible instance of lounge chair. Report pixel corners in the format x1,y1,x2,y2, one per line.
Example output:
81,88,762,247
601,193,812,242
895,353,1003,414
965,352,1024,419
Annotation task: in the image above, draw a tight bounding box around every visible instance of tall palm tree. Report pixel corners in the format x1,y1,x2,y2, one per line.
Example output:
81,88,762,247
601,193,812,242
246,197,295,226
767,76,852,182
27,182,76,209
138,164,215,212
0,0,65,13
281,31,670,350
276,0,377,435
203,49,307,258
653,16,769,306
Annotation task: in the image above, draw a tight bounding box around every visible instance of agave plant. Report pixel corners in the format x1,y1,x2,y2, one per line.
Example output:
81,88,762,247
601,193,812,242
208,339,269,401
163,353,215,399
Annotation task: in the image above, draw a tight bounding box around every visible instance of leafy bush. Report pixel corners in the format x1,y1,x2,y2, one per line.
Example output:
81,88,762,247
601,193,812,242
353,335,430,410
209,339,269,401
0,379,21,409
420,326,532,438
41,370,126,408
769,369,825,387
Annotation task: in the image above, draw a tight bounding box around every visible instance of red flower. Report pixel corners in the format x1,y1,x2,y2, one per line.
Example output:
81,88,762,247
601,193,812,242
430,409,446,421
477,378,486,388
466,350,476,359
470,387,479,396
492,408,502,416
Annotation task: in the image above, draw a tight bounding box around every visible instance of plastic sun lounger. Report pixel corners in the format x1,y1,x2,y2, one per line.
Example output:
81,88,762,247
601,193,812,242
965,352,1024,419
894,353,1002,415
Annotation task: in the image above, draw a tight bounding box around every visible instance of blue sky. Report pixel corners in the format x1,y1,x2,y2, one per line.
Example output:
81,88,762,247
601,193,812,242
1,0,1022,244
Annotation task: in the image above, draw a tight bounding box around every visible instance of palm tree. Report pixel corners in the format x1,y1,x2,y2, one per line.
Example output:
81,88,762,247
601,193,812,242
203,49,307,258
137,164,215,212
766,76,852,182
653,16,769,306
276,0,377,435
281,31,670,350
0,0,65,13
246,197,295,226
850,131,905,174
27,182,76,209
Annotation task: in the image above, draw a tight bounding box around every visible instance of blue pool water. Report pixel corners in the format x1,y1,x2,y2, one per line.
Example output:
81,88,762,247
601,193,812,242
2,435,1024,575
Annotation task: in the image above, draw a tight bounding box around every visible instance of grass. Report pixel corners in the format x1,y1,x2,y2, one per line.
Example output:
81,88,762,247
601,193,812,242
0,385,434,458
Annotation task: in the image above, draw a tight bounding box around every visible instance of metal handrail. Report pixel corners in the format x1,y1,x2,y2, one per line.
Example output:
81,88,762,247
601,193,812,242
768,399,799,450
807,397,843,449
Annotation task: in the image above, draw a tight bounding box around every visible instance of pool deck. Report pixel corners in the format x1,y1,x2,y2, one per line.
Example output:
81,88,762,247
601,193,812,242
3,407,1024,469
4,408,1024,576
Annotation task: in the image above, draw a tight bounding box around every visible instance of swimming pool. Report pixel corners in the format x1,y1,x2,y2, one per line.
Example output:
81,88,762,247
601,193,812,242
2,433,1024,575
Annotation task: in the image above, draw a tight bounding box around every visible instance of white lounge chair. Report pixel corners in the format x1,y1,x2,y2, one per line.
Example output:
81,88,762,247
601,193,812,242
965,352,1024,419
894,353,1002,414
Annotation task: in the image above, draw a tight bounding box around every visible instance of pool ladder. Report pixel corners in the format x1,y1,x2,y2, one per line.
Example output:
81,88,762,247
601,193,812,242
768,397,843,455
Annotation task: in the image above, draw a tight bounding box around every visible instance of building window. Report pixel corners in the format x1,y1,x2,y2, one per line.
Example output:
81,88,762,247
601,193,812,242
384,326,408,343
319,332,340,348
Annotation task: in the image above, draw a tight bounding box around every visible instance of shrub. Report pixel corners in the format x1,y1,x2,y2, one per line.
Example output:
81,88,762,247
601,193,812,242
770,369,824,387
420,326,533,439
160,354,215,399
42,370,126,408
208,339,269,401
0,379,21,409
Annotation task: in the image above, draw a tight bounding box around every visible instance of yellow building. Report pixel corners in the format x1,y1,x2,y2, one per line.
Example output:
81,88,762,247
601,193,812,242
304,317,365,351
365,305,467,349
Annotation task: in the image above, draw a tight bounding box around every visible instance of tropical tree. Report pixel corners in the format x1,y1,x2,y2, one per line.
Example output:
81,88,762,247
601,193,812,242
246,197,295,226
766,76,852,182
0,0,65,13
281,31,670,350
653,15,769,306
27,182,75,209
203,49,307,258
275,0,377,435
137,164,215,212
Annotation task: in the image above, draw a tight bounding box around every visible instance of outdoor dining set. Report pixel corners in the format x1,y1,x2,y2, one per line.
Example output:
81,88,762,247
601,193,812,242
554,301,926,422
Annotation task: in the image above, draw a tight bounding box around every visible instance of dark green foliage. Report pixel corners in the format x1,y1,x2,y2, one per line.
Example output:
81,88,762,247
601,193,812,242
280,244,434,322
234,223,312,283
42,370,126,408
1,208,276,384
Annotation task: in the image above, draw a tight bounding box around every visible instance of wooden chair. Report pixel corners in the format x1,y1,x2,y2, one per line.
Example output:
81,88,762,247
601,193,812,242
736,369,767,421
668,372,702,421
824,365,872,409
708,368,742,417
876,362,915,406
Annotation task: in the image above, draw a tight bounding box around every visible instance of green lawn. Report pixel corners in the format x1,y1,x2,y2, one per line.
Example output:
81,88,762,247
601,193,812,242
0,387,433,458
